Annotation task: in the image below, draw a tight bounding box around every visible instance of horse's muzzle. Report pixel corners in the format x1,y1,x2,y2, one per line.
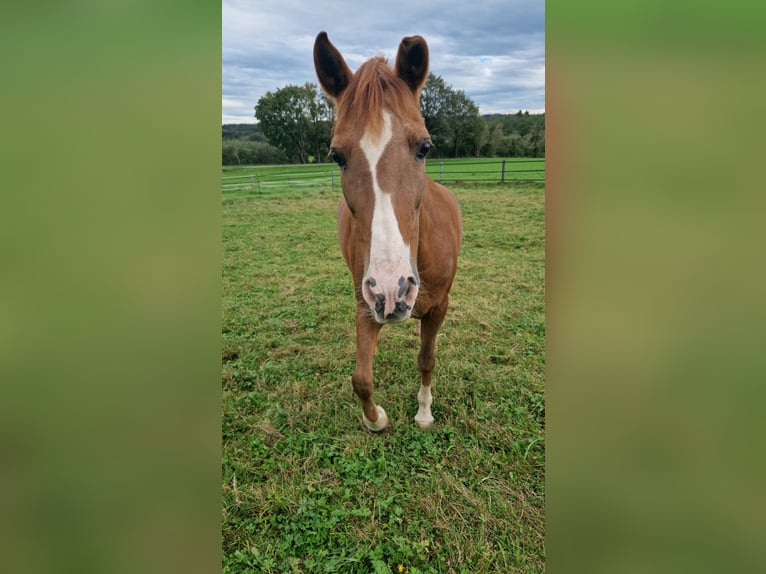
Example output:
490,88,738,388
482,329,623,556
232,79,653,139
363,274,418,323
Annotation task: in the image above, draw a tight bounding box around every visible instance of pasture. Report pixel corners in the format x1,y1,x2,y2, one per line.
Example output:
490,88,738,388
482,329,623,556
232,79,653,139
221,181,545,573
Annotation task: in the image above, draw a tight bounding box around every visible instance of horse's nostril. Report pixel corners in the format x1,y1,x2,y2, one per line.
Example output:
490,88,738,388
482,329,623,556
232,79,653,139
396,275,419,299
397,276,408,299
367,277,377,287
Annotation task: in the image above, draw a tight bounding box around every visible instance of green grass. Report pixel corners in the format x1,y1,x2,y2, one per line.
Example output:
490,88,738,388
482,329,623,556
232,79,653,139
222,158,544,197
222,182,545,573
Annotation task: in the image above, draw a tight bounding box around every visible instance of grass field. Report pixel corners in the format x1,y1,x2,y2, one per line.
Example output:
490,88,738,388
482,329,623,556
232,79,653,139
222,158,544,196
221,181,545,573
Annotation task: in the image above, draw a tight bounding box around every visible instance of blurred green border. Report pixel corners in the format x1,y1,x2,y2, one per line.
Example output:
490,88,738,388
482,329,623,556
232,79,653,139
1,3,221,573
547,1,766,573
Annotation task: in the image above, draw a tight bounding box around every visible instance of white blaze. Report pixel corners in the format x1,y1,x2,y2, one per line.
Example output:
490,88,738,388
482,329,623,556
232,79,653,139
359,111,411,280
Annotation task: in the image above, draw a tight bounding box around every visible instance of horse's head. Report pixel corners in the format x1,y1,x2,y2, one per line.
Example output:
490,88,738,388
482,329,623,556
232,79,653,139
314,32,431,323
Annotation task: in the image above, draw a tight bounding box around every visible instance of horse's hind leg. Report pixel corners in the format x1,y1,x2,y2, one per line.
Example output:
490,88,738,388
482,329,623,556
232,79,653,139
415,298,448,429
353,307,388,432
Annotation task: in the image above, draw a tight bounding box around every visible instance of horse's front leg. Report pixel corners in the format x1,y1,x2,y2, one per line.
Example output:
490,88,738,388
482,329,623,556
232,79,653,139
352,305,388,432
414,298,448,429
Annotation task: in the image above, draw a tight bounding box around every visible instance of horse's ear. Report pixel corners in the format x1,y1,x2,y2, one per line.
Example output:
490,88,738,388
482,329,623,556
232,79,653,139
314,31,353,101
395,35,429,94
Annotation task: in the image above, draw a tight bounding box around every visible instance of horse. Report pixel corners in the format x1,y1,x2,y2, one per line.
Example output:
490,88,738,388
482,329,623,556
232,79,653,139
313,32,462,431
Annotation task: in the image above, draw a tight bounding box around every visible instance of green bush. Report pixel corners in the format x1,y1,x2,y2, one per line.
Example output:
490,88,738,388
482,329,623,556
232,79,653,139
222,139,286,165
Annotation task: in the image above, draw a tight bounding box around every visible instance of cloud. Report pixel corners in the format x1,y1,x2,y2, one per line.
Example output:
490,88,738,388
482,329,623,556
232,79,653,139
222,0,544,123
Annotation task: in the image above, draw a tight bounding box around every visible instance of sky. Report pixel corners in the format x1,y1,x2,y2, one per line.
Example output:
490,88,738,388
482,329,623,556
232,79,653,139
222,0,545,124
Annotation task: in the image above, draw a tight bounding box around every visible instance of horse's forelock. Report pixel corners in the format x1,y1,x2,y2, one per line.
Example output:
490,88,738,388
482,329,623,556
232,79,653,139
337,58,423,138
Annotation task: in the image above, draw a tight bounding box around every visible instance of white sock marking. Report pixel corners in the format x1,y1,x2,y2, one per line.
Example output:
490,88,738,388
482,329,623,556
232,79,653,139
363,405,389,432
414,384,434,428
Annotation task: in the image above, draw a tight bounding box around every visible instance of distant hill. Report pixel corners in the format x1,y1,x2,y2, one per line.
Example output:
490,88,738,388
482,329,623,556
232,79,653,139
222,124,264,142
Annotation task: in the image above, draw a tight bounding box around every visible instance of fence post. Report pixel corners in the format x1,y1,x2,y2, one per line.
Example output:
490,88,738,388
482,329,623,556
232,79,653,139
439,161,444,184
501,159,506,183
255,173,261,194
331,169,335,193
250,174,255,190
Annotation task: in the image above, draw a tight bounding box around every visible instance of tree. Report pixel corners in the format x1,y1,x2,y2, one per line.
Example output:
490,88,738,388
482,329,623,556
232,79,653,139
485,123,504,157
420,73,484,158
484,112,545,157
254,83,333,164
420,73,451,155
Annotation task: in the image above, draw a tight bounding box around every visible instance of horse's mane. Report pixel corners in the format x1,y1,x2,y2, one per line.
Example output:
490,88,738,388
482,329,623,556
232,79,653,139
336,57,423,137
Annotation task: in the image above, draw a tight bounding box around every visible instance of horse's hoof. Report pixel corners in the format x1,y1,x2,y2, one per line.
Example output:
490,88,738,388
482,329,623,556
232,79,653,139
363,406,389,432
414,414,434,429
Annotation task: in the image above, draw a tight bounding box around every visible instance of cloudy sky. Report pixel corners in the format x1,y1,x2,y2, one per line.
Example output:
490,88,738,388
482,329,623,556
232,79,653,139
222,0,544,124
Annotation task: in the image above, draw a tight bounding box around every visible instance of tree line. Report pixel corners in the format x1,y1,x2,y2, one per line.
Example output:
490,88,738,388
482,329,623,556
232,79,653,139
223,73,544,165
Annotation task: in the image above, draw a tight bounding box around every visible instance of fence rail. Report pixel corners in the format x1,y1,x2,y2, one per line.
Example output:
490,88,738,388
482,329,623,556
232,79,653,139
222,158,544,195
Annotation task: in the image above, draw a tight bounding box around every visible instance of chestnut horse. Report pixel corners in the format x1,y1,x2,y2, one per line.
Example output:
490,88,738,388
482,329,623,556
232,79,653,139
314,32,462,431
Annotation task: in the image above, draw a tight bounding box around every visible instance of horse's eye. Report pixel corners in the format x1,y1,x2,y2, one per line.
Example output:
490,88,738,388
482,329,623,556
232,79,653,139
330,147,347,169
416,139,432,160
